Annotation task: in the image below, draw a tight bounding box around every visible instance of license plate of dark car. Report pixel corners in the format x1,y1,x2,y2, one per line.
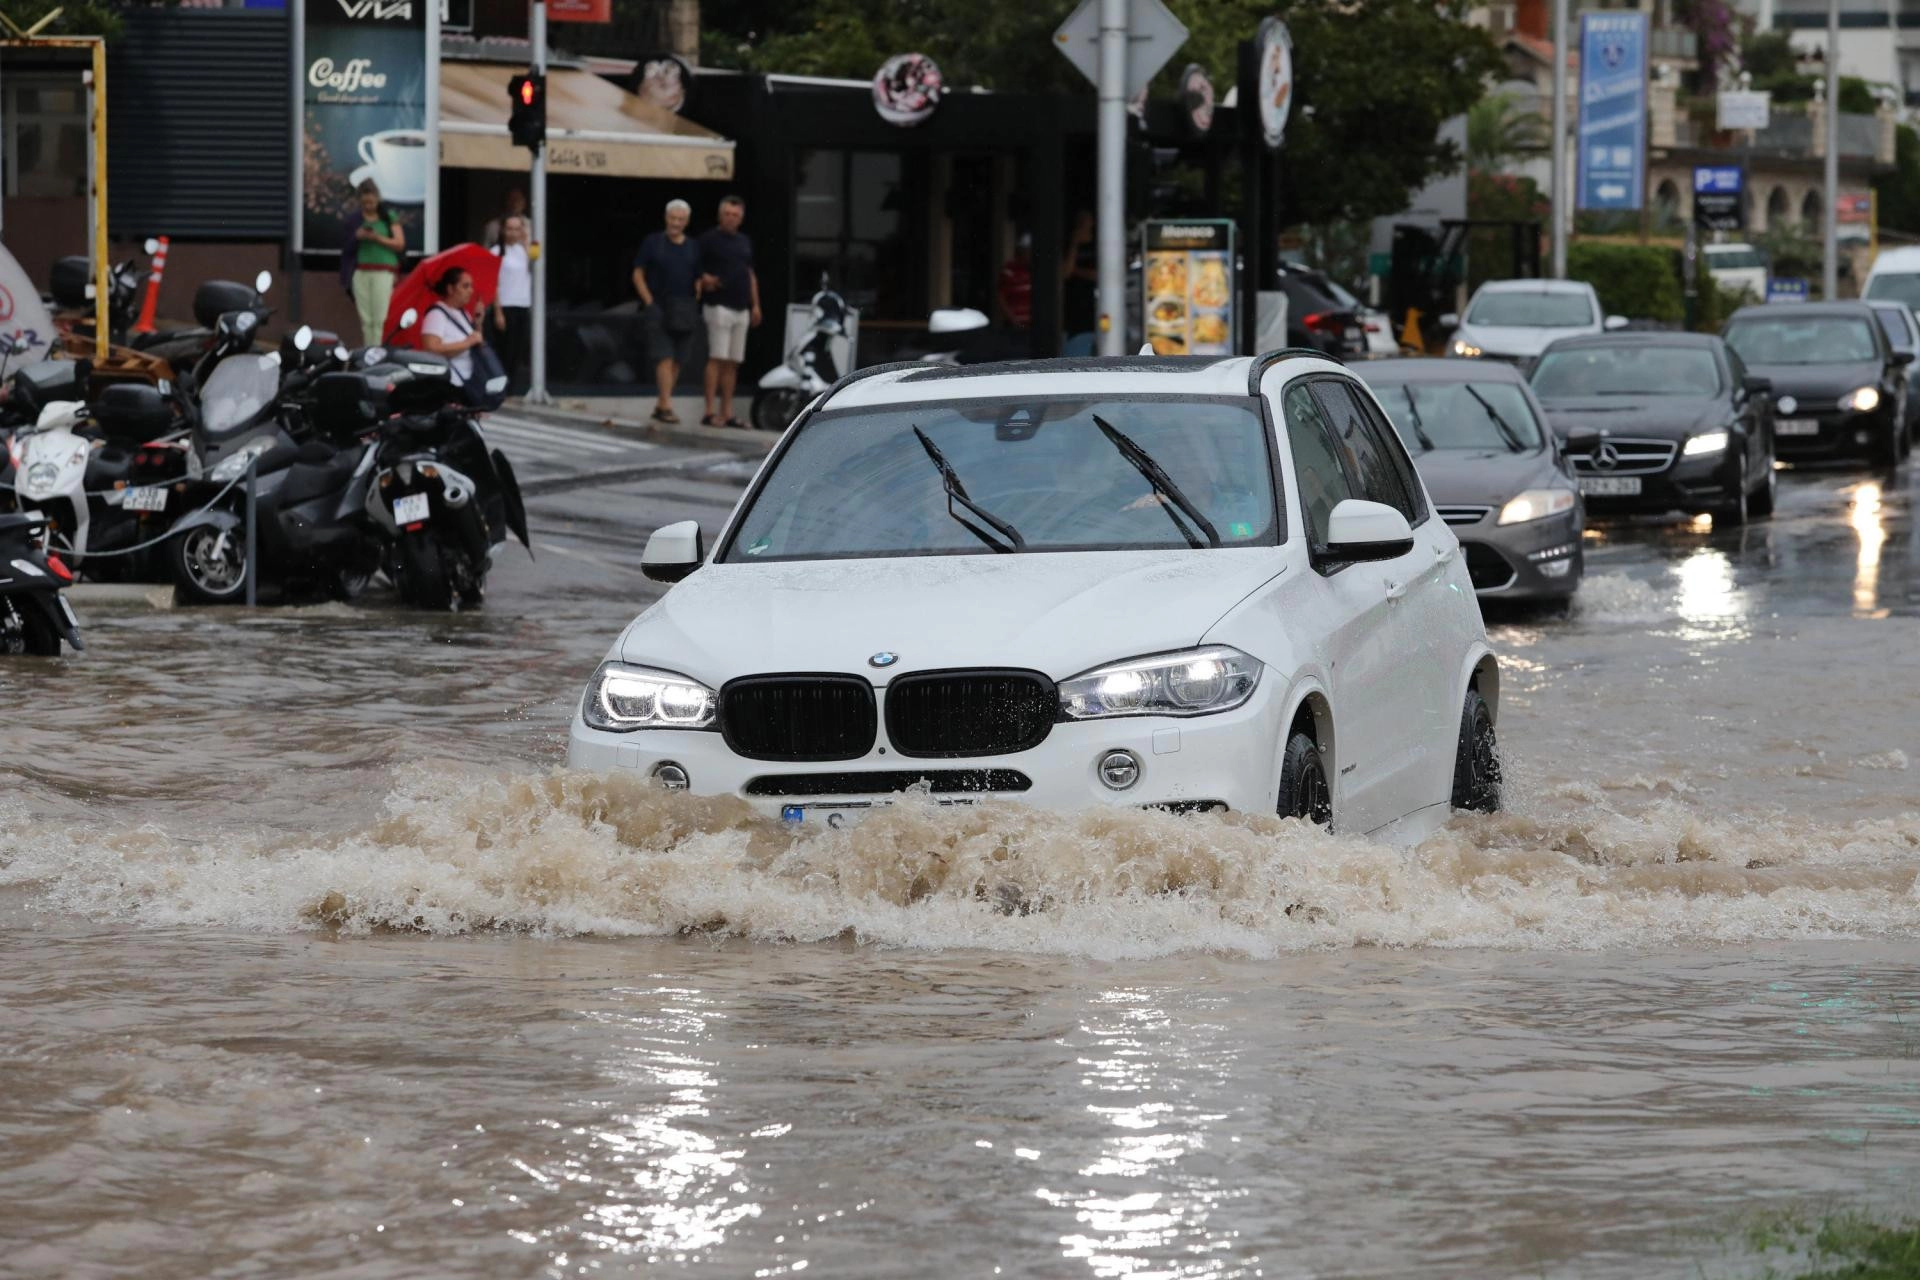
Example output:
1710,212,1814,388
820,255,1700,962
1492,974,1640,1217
1776,418,1821,436
1579,476,1642,496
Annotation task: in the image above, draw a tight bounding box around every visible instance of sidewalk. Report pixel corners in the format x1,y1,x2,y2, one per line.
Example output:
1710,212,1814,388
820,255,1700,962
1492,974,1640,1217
501,392,779,457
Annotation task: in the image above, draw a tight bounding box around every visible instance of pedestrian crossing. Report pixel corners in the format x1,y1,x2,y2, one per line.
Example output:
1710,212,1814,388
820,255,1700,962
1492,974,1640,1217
480,414,658,483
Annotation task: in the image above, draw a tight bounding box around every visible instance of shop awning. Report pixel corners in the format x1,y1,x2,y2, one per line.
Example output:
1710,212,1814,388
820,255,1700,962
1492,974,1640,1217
439,62,734,182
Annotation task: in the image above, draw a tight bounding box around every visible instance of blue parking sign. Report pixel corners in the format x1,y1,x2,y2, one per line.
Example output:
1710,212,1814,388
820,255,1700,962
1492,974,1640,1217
1577,13,1648,211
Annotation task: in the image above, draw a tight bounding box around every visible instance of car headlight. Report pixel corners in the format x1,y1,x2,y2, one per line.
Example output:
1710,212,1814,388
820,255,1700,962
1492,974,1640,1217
1839,385,1881,413
209,437,274,483
1058,645,1263,720
1682,430,1729,457
1496,487,1576,525
582,661,717,732
1451,338,1483,358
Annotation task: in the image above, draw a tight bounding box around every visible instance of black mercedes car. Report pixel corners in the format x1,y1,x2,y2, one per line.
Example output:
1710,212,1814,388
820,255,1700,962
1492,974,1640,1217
1528,331,1777,524
1722,301,1912,467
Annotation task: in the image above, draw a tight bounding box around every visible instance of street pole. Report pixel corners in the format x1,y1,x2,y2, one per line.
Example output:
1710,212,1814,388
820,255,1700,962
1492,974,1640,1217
424,0,441,255
527,0,552,403
1550,0,1569,279
1821,0,1839,300
1095,0,1126,356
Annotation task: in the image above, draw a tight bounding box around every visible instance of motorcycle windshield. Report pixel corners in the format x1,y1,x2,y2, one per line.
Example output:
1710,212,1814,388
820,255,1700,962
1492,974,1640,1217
200,354,280,435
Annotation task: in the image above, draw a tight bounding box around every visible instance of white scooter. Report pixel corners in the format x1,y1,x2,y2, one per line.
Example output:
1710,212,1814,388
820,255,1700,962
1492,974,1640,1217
751,281,849,435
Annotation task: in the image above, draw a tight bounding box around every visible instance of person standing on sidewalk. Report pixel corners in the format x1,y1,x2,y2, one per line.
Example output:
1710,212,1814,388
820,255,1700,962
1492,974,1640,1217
696,194,760,428
482,187,528,250
491,213,535,395
631,199,703,425
352,179,406,347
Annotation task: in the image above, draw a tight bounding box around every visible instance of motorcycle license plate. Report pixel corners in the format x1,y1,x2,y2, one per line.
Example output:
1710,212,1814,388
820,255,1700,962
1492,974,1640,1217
1776,418,1821,436
1579,476,1642,496
392,492,431,524
124,485,168,512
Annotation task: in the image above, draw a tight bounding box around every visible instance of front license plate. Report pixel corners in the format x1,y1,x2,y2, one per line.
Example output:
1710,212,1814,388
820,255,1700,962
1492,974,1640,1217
1579,476,1643,496
780,803,875,829
1776,418,1822,436
392,492,431,524
124,485,168,512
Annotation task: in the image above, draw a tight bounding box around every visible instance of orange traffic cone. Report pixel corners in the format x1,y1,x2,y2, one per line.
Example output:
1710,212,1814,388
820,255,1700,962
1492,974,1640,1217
132,237,169,335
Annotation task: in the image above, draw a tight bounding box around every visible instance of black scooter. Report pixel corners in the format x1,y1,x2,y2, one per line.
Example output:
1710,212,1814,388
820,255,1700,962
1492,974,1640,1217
0,511,84,656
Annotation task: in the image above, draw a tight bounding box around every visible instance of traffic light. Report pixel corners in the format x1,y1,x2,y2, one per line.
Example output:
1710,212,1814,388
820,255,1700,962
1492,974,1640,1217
508,72,546,150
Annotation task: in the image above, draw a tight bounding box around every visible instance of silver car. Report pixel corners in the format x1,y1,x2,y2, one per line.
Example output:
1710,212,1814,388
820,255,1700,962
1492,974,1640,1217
1361,358,1584,601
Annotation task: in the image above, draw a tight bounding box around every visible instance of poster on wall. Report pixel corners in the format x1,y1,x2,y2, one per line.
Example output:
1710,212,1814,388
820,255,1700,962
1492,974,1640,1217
1575,11,1647,212
297,0,430,254
1142,219,1236,356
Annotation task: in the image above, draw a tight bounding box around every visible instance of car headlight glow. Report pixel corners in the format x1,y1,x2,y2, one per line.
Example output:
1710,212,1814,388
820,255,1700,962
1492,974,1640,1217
582,661,717,732
1496,487,1576,525
1682,430,1729,457
1451,338,1483,358
1839,385,1881,413
1058,645,1262,720
209,437,275,483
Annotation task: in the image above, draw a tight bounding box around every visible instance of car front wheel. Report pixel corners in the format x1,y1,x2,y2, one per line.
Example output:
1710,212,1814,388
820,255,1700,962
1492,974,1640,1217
1450,689,1501,812
1277,730,1332,827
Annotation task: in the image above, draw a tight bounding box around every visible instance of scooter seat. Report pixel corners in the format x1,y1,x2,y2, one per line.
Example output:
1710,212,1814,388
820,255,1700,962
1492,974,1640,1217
278,448,362,508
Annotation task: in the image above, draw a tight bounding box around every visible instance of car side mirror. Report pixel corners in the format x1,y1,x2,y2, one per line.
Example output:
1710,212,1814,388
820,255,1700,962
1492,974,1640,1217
1742,375,1772,396
1893,350,1916,367
641,519,705,583
1318,499,1414,568
1438,312,1459,328
1603,314,1630,331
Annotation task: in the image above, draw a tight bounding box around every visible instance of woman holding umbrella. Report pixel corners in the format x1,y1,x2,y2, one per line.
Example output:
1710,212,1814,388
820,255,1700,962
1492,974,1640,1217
419,267,484,384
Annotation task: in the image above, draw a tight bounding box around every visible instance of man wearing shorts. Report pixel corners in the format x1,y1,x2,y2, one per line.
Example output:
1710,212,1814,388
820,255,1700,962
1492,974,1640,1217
696,195,760,428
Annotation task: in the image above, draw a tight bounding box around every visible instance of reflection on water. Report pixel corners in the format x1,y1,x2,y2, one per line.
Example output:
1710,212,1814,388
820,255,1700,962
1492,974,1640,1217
1850,481,1886,618
1673,546,1744,640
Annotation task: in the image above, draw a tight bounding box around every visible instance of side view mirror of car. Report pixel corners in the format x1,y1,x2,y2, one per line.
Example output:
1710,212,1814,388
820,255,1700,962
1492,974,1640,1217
1742,375,1772,396
1603,314,1630,331
641,519,705,583
1438,313,1459,329
1892,350,1916,367
1562,429,1600,455
1318,500,1414,568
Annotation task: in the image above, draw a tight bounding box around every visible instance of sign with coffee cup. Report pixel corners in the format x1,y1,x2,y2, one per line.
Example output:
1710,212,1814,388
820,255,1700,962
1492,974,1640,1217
296,0,432,254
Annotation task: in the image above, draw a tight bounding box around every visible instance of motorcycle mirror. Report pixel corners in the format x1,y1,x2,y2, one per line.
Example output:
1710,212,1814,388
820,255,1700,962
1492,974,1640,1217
399,308,419,330
294,324,314,352
144,238,160,255
333,346,351,363
254,270,273,294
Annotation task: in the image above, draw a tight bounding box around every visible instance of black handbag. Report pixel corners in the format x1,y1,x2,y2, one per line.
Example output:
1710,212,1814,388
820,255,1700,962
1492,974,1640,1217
431,304,508,410
660,294,700,335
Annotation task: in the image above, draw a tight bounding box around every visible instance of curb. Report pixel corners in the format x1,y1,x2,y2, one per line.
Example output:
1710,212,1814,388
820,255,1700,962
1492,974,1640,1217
518,452,738,496
65,583,175,609
500,401,778,457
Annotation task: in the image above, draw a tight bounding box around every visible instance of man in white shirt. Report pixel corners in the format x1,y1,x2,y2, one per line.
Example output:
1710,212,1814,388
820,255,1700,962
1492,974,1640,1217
491,215,535,394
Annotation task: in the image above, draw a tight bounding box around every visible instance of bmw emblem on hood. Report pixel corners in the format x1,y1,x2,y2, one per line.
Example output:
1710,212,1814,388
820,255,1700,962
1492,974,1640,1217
868,651,899,668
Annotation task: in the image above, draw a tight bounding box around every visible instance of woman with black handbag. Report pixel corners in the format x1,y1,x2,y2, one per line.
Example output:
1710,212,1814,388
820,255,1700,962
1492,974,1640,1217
420,267,508,411
630,198,704,425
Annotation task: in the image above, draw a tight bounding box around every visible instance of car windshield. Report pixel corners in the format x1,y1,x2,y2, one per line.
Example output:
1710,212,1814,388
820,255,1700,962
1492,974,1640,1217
722,395,1278,562
1706,247,1767,271
1370,381,1545,451
1724,315,1879,365
1530,345,1723,398
1466,291,1594,328
1865,273,1920,310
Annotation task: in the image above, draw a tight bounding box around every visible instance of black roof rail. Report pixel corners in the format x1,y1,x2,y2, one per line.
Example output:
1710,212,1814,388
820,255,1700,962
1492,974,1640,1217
810,360,930,414
1246,347,1343,395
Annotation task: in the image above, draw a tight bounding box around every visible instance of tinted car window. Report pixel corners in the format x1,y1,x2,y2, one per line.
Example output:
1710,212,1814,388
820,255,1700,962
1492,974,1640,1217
1531,345,1723,397
1466,292,1595,328
1873,307,1917,349
1724,315,1880,364
1310,379,1422,525
1283,383,1356,547
1372,380,1546,451
1865,274,1920,310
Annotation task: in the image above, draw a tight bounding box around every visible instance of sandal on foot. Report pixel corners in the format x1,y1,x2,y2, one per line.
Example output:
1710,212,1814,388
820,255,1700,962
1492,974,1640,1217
723,417,747,429
700,413,719,426
651,406,680,424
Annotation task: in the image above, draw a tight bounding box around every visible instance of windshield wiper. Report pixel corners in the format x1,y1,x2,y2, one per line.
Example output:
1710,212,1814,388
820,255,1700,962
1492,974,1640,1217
1462,385,1528,453
1090,414,1220,549
912,426,1024,553
1400,387,1438,453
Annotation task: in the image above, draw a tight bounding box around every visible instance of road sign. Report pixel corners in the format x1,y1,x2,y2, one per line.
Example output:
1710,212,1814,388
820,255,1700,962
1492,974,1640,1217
1053,0,1190,98
1767,278,1808,304
1576,12,1648,212
1693,164,1743,231
1716,90,1770,131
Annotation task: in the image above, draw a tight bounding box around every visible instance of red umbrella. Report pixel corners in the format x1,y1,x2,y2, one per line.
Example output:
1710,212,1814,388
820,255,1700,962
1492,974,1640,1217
382,242,500,348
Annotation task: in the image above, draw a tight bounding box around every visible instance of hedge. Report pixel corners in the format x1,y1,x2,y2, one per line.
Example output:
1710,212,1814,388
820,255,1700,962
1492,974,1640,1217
1566,241,1685,324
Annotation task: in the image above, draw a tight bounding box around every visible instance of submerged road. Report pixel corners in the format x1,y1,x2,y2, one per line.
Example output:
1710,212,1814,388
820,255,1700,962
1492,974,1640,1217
1,416,1917,1278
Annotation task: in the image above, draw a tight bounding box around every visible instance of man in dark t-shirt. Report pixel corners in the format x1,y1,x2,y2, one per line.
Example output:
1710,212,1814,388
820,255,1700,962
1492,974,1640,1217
695,195,761,428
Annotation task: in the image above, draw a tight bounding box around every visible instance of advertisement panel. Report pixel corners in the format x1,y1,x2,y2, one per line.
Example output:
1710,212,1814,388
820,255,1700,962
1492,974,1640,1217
1142,220,1236,356
297,0,430,254
1576,12,1647,212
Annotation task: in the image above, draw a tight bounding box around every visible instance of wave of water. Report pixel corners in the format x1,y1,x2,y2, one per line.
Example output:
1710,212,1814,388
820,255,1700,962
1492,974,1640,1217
3,766,1917,959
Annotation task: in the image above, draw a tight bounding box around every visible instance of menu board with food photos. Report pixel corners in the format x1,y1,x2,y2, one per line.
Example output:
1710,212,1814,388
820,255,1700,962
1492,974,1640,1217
1142,220,1236,357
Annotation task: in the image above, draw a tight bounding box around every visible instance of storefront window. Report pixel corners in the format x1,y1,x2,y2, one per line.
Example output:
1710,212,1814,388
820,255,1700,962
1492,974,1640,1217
793,149,910,321
3,75,87,198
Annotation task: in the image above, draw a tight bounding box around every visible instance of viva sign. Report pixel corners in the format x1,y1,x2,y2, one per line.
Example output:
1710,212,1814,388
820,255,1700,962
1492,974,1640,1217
297,0,430,254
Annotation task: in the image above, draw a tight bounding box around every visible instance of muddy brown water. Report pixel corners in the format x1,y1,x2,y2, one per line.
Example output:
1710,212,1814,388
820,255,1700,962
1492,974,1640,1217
2,468,1917,1277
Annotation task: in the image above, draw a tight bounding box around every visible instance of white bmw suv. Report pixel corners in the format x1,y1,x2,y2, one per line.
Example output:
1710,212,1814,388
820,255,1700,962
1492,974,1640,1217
568,352,1501,840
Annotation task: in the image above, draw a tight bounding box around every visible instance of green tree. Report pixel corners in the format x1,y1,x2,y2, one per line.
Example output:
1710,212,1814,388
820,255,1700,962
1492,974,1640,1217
1466,91,1544,172
1874,124,1920,235
703,0,1502,227
0,0,124,37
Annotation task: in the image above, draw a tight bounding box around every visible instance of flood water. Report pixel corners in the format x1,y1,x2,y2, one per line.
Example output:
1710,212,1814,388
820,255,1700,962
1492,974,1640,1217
3,458,1918,1278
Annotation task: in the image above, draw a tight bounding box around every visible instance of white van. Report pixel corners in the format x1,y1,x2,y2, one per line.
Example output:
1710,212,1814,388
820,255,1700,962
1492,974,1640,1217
1703,243,1767,302
1864,245,1920,311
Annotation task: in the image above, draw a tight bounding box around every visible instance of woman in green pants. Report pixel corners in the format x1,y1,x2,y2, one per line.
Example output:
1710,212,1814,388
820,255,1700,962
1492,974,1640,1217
351,179,406,346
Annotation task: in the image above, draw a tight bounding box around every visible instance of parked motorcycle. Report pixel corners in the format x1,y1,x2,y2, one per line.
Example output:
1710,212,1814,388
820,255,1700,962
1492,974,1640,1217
0,509,83,656
751,279,849,434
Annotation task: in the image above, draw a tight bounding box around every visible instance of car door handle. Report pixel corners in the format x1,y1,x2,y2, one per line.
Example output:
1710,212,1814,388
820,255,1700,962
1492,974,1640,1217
1385,577,1408,601
1434,543,1456,566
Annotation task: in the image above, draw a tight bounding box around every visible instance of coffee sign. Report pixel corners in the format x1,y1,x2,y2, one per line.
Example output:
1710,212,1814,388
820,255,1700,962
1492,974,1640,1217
296,0,431,254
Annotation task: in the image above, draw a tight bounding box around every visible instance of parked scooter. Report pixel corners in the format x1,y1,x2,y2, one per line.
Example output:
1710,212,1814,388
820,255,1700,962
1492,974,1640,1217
0,509,83,655
751,279,848,434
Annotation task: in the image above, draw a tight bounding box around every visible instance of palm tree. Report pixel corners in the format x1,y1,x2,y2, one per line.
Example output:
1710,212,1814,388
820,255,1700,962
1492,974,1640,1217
1468,90,1546,172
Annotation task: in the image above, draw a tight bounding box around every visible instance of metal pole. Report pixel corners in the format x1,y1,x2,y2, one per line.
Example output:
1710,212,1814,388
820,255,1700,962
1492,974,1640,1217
424,0,441,256
244,457,258,608
89,40,108,347
1550,0,1569,279
1095,0,1126,357
1821,0,1840,300
526,0,552,402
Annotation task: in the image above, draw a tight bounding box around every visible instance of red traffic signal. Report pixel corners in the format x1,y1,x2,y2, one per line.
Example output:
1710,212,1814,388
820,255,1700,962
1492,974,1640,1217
507,72,546,150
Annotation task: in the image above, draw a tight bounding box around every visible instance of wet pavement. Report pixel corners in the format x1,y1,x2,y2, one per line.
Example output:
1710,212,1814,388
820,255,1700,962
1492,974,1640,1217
2,430,1917,1278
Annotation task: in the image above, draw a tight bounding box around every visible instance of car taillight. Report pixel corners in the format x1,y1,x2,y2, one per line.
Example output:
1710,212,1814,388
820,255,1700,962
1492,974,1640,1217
46,554,73,582
1302,312,1345,334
